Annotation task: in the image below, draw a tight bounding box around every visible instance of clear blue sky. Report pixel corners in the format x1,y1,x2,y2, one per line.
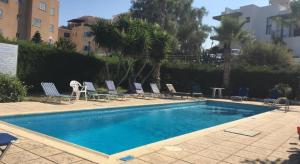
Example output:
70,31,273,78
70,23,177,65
59,0,269,48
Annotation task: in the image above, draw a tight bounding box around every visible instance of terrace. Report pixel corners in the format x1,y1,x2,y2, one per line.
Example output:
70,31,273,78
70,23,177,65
0,99,299,164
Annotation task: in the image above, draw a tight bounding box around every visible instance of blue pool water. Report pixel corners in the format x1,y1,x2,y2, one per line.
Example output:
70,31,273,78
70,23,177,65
0,101,269,155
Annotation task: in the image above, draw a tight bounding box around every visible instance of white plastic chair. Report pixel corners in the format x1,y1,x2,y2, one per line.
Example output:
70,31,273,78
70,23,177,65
70,80,87,101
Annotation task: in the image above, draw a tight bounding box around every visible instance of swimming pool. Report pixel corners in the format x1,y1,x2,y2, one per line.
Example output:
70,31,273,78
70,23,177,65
0,101,269,155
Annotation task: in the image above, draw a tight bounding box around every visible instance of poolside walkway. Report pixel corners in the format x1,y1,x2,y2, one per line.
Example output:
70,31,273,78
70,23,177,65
0,99,299,164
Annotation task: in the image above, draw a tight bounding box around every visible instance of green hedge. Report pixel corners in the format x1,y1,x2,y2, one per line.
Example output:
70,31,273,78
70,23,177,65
17,42,106,93
160,64,299,98
10,41,300,99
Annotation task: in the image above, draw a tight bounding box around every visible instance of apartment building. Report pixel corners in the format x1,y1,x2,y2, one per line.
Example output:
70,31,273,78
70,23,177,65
214,0,300,58
0,0,19,39
59,16,105,55
0,0,59,42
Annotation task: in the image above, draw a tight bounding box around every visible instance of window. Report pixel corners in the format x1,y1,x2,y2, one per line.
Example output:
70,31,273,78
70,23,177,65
83,31,92,37
246,17,250,23
49,24,54,32
294,27,300,37
64,32,70,38
0,0,8,4
0,9,3,18
32,18,41,27
39,2,47,11
50,8,55,16
266,17,272,35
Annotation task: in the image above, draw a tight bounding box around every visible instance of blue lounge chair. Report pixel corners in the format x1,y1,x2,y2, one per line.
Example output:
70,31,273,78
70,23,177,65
134,83,153,98
166,84,191,99
41,82,74,103
105,80,126,99
231,87,249,101
150,83,163,98
192,85,203,97
264,89,280,103
83,82,109,100
0,133,17,159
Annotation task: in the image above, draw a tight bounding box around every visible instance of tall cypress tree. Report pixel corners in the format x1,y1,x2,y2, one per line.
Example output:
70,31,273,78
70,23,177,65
31,31,42,44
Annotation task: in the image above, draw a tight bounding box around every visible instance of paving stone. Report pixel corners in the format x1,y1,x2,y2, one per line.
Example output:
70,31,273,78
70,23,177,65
208,145,240,154
176,142,206,153
229,136,258,145
185,138,217,148
251,142,279,150
5,145,24,155
243,146,273,156
157,147,192,159
224,155,248,164
30,146,63,157
139,153,177,163
171,160,190,164
219,141,247,149
72,160,97,164
23,158,56,164
182,154,219,164
197,149,231,161
14,140,45,150
121,159,149,164
1,151,40,164
234,150,268,159
46,153,83,164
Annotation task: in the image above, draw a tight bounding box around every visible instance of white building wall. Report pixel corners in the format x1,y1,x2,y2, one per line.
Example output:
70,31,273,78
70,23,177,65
285,37,300,57
217,2,300,57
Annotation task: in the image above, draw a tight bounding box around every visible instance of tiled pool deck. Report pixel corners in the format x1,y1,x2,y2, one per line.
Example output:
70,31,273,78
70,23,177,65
0,99,299,164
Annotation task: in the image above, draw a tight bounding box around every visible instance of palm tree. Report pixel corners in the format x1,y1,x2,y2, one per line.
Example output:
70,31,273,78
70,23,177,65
149,25,171,88
91,19,123,55
212,16,250,88
290,0,300,27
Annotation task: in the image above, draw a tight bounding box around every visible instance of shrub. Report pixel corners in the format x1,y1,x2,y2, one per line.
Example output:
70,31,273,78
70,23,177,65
240,41,293,66
3,39,299,99
0,74,27,102
16,41,106,93
274,83,292,97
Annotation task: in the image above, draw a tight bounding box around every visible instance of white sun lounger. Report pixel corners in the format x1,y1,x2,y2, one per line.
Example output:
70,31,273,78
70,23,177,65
134,82,153,98
41,82,74,103
83,82,110,100
150,83,163,98
105,80,127,100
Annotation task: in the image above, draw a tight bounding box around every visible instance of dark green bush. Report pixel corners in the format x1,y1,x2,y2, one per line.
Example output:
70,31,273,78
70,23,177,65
3,39,299,99
240,41,293,66
159,62,300,99
16,41,106,93
0,74,27,102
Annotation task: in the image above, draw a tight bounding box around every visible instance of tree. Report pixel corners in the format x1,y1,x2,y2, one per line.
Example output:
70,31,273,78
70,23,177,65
149,25,171,88
130,0,210,57
212,16,250,88
240,41,293,66
31,31,42,44
290,0,300,27
91,19,123,55
91,17,170,90
54,38,77,52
